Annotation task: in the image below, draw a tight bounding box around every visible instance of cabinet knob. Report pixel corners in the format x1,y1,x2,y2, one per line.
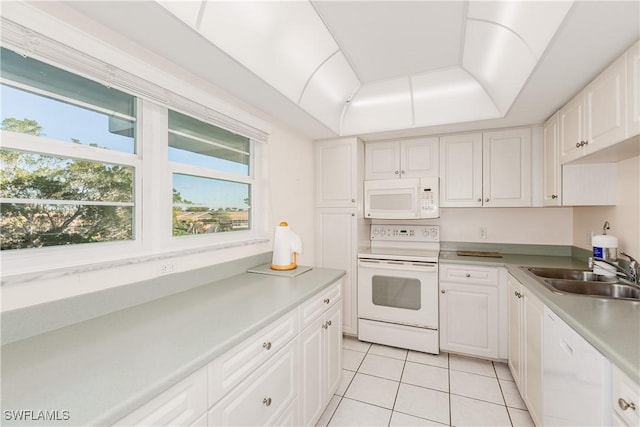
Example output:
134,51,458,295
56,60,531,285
441,289,446,294
263,341,272,350
618,398,636,411
351,199,355,203
576,142,581,148
485,198,490,203
584,140,589,146
324,298,330,304
551,194,558,199
477,198,482,202
395,170,399,175
322,322,329,329
263,397,272,407
327,320,332,327
465,273,471,278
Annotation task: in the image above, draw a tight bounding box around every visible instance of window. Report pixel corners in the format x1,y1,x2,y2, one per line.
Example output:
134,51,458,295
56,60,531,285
169,111,253,237
0,47,138,251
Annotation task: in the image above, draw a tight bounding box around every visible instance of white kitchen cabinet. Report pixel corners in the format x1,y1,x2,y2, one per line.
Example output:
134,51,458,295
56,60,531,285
112,366,208,427
315,138,360,208
364,137,438,180
299,301,342,426
208,341,299,427
560,54,628,164
507,274,544,426
543,112,562,206
439,128,531,207
439,132,483,207
315,137,364,336
612,364,640,427
543,307,612,426
439,264,503,359
627,41,640,137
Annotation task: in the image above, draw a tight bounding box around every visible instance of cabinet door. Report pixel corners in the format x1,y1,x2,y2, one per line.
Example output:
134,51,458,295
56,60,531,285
483,128,532,207
559,92,586,164
325,302,343,397
315,209,357,335
315,138,357,207
299,317,325,426
364,141,400,180
543,112,561,206
586,54,628,153
507,276,523,388
400,137,439,178
439,282,498,359
627,41,640,137
523,290,544,426
439,133,483,207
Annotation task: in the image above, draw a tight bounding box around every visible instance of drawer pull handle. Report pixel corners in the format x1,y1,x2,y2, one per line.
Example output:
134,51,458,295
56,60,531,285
324,298,330,304
327,320,332,327
263,342,272,350
263,397,272,407
322,322,328,329
618,398,636,411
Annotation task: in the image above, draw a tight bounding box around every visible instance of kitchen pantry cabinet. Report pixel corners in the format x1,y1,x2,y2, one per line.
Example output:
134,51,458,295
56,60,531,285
315,137,365,335
364,137,438,180
439,264,506,359
559,53,627,164
507,274,544,426
439,128,531,207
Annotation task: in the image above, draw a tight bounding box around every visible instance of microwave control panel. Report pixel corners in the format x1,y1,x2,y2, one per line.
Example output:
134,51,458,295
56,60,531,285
370,225,439,242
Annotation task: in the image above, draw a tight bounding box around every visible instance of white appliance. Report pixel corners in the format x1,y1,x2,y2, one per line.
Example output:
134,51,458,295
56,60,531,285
357,224,440,354
363,177,439,219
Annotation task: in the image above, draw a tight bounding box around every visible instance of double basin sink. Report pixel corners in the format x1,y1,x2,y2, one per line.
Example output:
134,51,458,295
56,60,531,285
521,267,640,301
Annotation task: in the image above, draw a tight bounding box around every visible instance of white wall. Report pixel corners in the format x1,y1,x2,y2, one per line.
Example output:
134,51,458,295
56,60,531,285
438,207,574,245
267,124,315,266
572,156,640,257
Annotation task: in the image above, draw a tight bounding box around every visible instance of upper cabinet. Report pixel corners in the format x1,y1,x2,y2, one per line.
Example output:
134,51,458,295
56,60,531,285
315,137,361,208
543,112,561,206
560,52,629,164
627,41,640,137
440,128,531,207
364,137,438,180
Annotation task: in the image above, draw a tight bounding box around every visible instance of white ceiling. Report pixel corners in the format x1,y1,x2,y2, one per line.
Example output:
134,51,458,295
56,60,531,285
51,1,640,141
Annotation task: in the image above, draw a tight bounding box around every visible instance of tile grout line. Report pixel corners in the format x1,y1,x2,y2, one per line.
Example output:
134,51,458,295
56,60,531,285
387,348,409,427
493,361,515,427
447,353,453,427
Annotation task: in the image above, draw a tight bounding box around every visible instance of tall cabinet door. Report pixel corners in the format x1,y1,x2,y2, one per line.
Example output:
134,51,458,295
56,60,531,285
439,133,483,207
483,128,531,207
315,138,357,208
315,209,357,335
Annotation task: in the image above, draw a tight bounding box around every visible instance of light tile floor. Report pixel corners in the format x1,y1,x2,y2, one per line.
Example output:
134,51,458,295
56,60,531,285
317,336,534,427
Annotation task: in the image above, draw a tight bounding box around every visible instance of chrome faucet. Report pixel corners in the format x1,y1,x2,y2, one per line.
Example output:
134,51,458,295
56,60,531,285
588,251,639,287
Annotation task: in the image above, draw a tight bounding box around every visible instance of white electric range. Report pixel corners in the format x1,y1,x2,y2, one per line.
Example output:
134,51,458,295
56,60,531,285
357,224,440,354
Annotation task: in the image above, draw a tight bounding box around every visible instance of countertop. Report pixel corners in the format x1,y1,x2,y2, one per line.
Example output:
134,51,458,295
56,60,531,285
440,251,640,384
0,266,346,426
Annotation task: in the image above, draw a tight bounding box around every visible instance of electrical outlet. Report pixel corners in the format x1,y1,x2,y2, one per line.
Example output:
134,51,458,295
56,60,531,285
480,227,487,239
158,263,175,275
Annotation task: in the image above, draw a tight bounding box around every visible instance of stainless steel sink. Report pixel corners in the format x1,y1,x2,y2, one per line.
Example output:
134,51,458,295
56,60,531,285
526,267,617,282
520,266,640,301
544,279,640,299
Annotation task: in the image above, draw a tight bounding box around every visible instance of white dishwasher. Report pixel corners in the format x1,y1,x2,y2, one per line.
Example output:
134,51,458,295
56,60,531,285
543,307,612,426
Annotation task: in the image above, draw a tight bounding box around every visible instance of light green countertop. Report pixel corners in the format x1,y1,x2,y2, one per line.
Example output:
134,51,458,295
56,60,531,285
0,265,346,426
440,251,640,384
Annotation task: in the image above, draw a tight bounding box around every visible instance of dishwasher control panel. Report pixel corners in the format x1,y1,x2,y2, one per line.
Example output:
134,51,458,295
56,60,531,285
370,225,439,242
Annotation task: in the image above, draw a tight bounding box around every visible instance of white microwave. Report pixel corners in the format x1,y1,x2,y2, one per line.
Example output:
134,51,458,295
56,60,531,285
364,177,439,219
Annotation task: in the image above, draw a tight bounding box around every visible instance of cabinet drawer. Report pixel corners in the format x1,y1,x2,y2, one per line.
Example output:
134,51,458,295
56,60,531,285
208,309,298,406
208,343,298,426
612,365,640,427
299,280,342,328
439,264,498,286
112,367,207,427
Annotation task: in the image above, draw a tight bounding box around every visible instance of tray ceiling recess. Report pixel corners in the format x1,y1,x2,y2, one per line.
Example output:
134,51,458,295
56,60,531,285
159,0,573,136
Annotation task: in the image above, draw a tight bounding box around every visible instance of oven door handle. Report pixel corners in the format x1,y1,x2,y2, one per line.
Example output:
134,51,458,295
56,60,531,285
358,259,438,272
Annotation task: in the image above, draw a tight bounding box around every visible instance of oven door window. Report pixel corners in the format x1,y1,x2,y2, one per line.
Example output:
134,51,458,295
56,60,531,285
371,275,421,310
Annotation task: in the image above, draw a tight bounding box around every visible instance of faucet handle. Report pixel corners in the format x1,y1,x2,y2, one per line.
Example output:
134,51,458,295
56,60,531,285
620,251,639,266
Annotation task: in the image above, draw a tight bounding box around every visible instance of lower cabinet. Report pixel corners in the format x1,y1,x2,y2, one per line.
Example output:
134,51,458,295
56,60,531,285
612,365,640,427
299,302,342,426
439,264,504,359
112,280,343,427
507,274,544,426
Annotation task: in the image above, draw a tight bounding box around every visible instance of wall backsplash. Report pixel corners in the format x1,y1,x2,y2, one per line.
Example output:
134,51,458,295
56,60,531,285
572,155,640,259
